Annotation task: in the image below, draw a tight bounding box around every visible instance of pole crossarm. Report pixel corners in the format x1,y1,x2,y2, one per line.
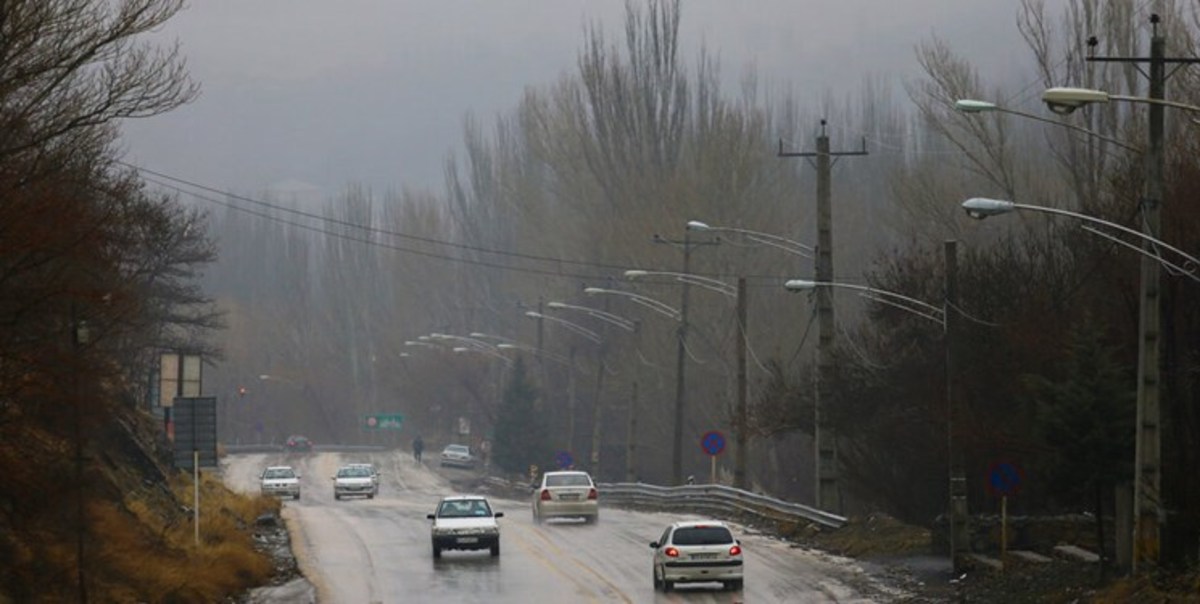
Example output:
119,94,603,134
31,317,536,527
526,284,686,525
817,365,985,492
546,301,638,331
686,220,814,258
583,287,682,321
625,269,737,298
525,311,603,343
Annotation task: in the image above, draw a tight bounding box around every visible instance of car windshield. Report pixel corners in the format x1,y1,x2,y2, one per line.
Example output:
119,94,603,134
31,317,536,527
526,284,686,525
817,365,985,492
546,474,591,487
437,499,491,518
445,445,468,454
337,467,369,477
672,526,734,546
264,468,294,479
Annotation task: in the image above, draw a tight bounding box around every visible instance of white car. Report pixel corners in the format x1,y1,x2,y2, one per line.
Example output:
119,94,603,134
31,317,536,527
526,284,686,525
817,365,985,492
260,465,301,500
532,470,599,524
439,444,475,469
332,464,377,500
427,495,503,558
650,520,744,592
346,463,379,490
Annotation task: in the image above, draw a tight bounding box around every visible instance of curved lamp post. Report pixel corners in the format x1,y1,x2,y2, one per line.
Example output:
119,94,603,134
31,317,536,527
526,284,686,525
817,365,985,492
955,99,1138,151
546,301,638,332
583,287,681,321
785,268,966,571
624,269,737,298
525,310,602,344
686,220,814,258
1042,86,1200,115
962,198,1199,282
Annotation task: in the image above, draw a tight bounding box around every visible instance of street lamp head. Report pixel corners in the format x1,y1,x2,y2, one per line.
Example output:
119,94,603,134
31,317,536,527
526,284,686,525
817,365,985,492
686,220,712,232
954,99,997,113
258,374,271,380
783,279,817,292
546,302,566,309
524,310,543,319
583,287,603,295
1042,87,1110,115
452,347,469,353
496,343,515,349
961,197,1016,220
624,270,648,279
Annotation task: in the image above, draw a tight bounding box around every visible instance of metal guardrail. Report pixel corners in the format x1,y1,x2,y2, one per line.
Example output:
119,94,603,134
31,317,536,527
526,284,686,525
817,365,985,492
222,444,387,454
597,482,847,529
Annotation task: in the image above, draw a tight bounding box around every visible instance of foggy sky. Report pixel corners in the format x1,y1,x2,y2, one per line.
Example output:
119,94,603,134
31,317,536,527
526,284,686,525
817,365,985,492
119,1,1056,200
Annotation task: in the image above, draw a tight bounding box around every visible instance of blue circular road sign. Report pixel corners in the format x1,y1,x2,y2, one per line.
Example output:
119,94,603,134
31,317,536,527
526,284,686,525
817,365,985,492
986,461,1024,497
555,450,574,470
700,430,726,456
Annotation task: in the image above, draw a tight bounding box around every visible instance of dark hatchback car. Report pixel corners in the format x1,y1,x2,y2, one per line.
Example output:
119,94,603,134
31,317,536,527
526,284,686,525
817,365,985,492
285,435,313,452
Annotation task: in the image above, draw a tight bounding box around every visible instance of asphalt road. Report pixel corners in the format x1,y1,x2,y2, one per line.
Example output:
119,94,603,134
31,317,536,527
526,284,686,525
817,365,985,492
222,451,908,603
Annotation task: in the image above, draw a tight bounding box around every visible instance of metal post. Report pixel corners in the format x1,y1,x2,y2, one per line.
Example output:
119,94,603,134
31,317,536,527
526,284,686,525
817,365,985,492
590,357,606,475
1133,31,1165,571
626,380,639,482
671,230,693,486
946,240,969,571
734,277,749,490
566,346,577,453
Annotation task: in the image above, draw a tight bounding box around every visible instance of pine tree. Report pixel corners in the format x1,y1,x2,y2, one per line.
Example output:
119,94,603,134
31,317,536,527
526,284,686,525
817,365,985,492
492,356,552,475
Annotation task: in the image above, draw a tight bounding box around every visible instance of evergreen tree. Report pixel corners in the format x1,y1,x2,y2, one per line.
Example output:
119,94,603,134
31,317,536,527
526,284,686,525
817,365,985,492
492,356,551,475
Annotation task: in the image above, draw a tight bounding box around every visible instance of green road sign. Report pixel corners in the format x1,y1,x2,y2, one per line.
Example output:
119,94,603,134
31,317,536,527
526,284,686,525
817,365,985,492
364,413,404,430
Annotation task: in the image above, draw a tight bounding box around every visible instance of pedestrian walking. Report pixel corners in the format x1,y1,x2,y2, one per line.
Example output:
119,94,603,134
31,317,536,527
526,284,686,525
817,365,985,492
412,435,424,462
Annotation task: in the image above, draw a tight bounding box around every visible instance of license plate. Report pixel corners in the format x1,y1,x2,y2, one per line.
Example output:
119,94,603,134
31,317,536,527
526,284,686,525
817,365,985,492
690,553,718,560
457,537,478,544
559,494,580,500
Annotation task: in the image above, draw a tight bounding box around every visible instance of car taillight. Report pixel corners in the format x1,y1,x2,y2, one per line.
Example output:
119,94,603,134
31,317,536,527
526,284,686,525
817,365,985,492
587,488,598,500
540,489,552,501
729,544,742,556
665,547,679,558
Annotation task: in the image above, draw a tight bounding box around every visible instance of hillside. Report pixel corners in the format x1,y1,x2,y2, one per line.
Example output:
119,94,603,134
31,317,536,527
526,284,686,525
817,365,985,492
0,405,280,603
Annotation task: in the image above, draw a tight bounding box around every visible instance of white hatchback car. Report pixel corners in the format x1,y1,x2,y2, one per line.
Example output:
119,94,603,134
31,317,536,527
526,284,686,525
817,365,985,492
532,470,598,524
650,520,744,592
260,465,301,500
427,495,503,558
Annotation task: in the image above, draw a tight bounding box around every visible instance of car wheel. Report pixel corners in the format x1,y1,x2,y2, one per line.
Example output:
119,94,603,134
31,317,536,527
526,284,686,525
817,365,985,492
367,493,374,500
662,572,674,593
294,492,301,501
729,579,744,591
334,493,341,500
490,542,500,557
652,566,662,591
432,543,441,559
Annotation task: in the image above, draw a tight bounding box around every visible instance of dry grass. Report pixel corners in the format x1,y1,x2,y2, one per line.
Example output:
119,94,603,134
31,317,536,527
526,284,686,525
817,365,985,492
0,413,281,602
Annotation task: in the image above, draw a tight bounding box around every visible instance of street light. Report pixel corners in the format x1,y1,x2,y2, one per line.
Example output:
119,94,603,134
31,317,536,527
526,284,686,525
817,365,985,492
785,249,966,571
583,287,681,321
546,301,638,332
624,269,737,298
524,310,602,344
962,198,1199,282
1041,86,1200,115
954,98,1139,151
686,220,814,258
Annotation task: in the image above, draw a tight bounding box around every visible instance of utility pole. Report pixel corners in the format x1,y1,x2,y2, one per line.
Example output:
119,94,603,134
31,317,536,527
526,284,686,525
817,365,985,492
945,240,969,572
589,297,612,476
734,277,749,490
654,230,718,485
779,120,868,513
1086,15,1197,571
625,380,639,482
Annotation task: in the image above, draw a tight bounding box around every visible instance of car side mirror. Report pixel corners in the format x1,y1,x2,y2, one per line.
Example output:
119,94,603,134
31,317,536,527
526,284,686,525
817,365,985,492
494,512,504,518
649,541,659,549
426,513,436,520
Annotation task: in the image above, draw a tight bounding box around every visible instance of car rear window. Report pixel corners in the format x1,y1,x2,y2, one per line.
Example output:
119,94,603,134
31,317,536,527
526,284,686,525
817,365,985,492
546,474,592,487
672,526,734,545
